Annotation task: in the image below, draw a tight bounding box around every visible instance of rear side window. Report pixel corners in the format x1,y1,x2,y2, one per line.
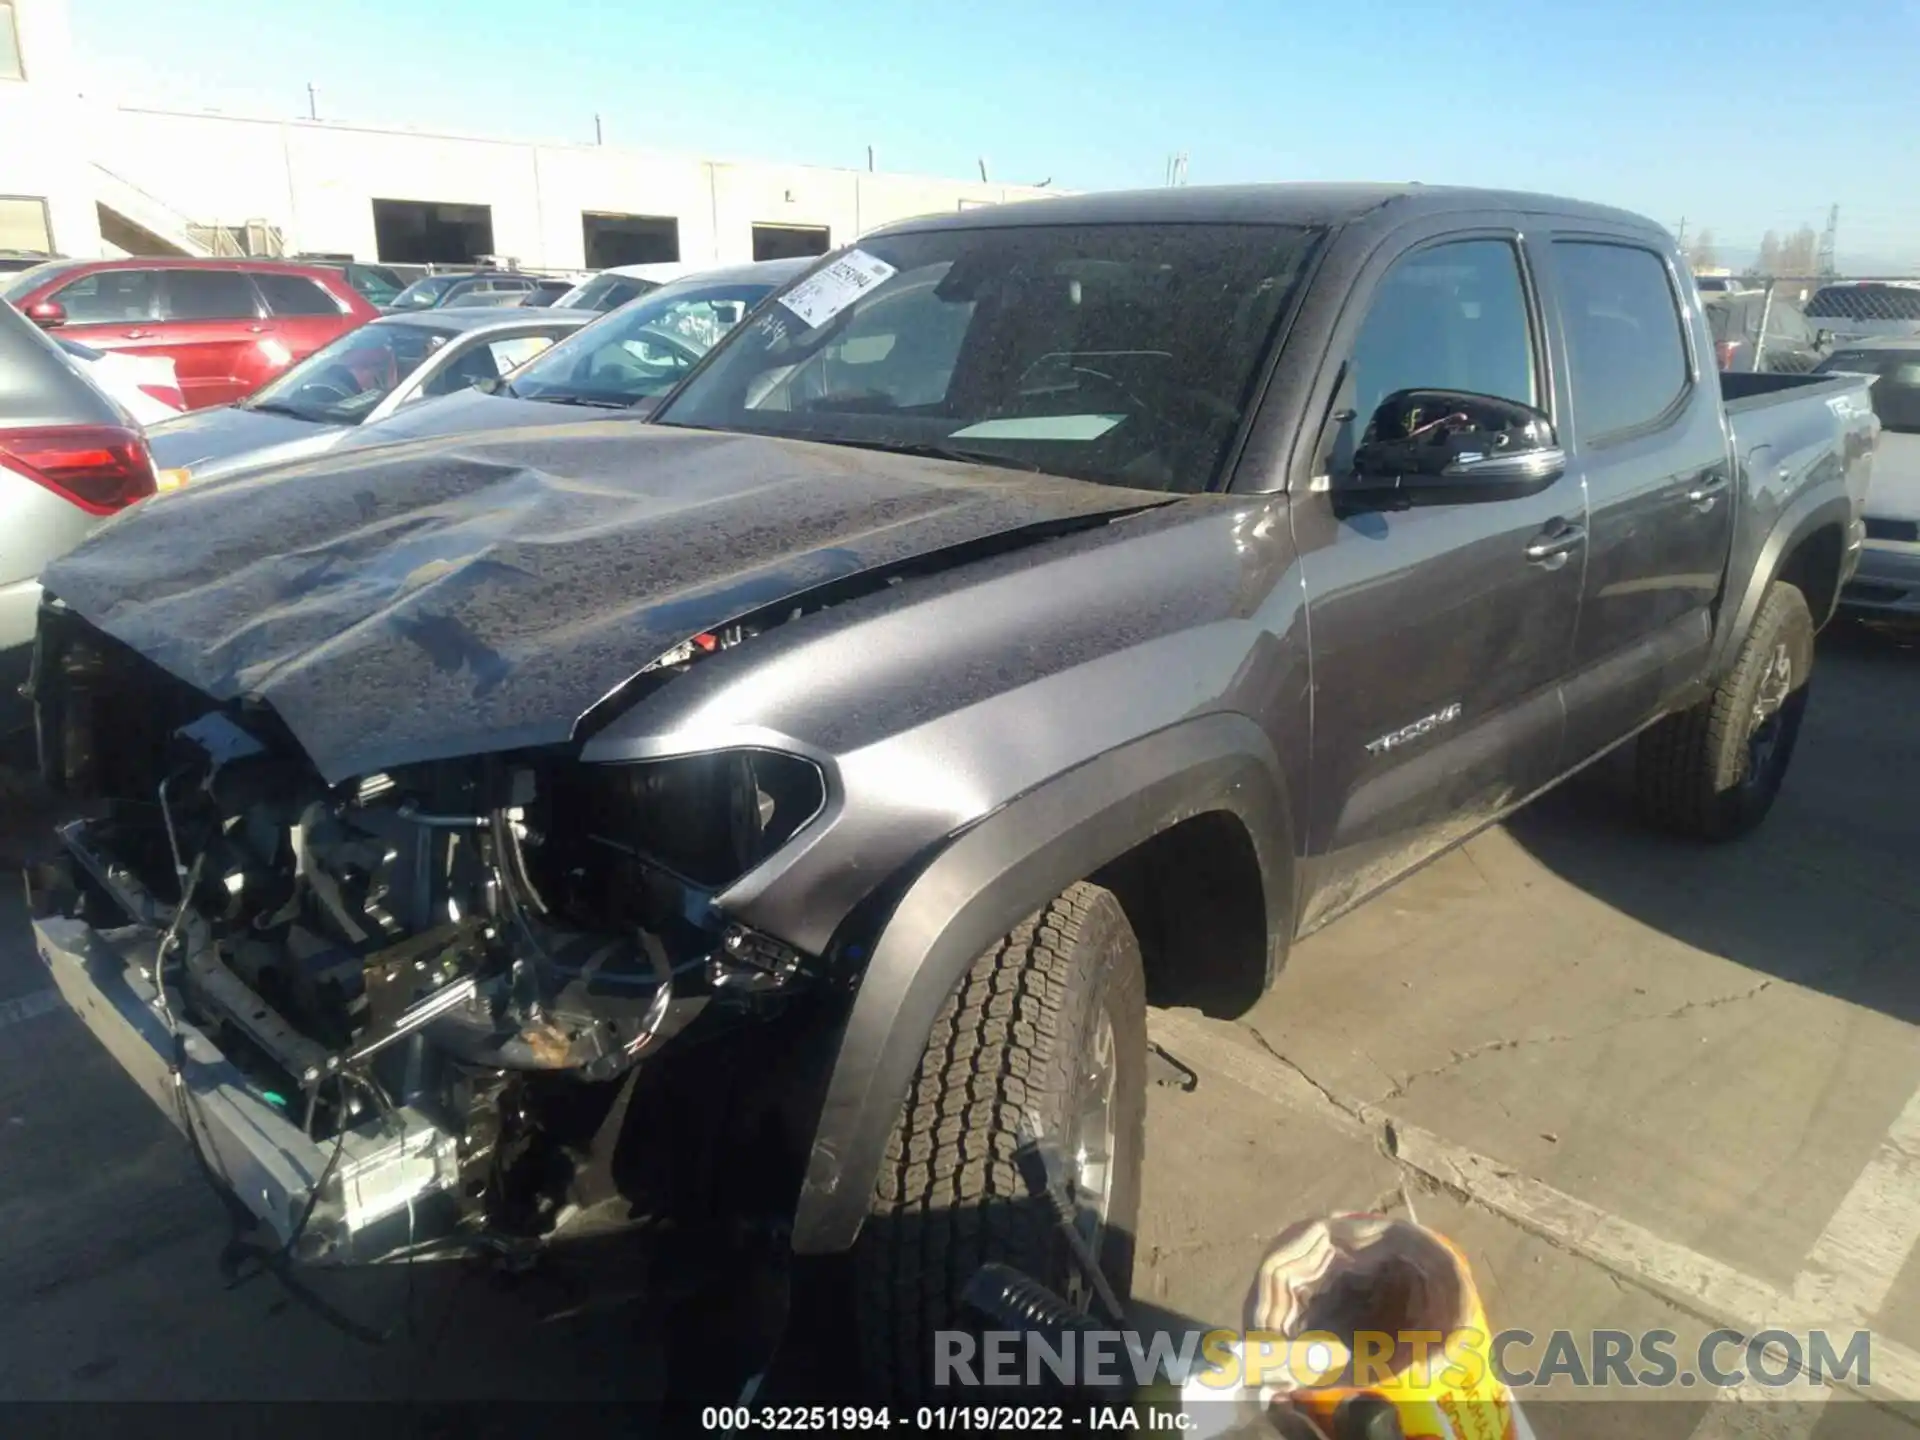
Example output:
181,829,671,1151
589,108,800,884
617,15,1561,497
50,269,160,323
1553,242,1690,443
254,272,341,316
161,270,260,321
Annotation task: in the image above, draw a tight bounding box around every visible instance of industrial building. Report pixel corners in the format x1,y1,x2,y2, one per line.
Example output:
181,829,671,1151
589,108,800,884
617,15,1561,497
1,0,1053,269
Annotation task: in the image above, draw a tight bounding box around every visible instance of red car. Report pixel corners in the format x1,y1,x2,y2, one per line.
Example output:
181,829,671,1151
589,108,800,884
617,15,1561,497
3,258,380,410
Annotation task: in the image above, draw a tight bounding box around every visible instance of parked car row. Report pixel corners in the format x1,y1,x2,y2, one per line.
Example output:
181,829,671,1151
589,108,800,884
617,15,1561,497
143,255,810,485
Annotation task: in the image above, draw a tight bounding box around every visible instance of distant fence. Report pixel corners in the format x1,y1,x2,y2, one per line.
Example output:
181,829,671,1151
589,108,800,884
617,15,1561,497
1697,275,1920,373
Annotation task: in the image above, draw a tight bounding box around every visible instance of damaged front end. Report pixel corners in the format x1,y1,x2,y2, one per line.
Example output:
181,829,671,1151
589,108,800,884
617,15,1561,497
25,605,824,1265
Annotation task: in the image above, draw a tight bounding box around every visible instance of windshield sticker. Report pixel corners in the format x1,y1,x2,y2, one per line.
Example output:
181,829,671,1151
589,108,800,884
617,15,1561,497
949,414,1126,441
777,250,898,329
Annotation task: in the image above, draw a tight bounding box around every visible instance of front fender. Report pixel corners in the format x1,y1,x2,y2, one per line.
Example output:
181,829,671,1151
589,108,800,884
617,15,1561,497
1711,486,1856,680
789,710,1294,1255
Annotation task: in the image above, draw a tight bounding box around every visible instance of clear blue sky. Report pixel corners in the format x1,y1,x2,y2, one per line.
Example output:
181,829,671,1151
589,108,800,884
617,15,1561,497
71,0,1920,269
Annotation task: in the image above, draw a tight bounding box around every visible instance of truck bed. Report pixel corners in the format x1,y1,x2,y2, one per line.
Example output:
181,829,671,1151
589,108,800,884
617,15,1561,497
1716,366,1877,642
1720,369,1863,413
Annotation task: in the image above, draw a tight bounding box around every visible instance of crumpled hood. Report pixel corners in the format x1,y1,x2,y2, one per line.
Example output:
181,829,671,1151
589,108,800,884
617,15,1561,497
43,422,1164,783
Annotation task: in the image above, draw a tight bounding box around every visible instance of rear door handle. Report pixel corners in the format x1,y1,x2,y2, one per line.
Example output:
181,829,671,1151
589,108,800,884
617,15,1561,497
1525,522,1586,570
1686,478,1731,513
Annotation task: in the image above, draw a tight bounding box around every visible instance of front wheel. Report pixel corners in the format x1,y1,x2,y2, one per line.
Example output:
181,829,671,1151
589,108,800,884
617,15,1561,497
1636,581,1815,840
854,881,1146,1398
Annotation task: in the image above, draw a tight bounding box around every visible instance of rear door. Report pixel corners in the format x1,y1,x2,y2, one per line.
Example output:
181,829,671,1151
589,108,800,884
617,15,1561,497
156,268,270,408
251,271,354,367
1544,234,1735,765
1290,221,1587,928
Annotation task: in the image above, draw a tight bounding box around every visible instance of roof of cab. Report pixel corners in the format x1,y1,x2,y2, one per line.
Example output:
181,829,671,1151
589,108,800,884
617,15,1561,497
868,182,1660,239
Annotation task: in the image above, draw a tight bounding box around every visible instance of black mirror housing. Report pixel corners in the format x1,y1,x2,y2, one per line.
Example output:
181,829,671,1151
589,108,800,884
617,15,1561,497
1346,388,1565,502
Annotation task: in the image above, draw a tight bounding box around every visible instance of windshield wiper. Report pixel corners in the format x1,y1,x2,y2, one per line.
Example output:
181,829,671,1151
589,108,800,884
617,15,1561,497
528,391,632,410
816,437,1043,473
239,399,324,422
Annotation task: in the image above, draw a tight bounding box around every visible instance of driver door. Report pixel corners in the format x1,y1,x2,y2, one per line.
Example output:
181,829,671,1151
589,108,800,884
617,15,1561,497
1290,227,1588,929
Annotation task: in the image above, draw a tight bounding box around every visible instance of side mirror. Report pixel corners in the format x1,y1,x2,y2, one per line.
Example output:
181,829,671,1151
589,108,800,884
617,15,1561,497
24,300,67,329
1815,329,1835,349
1346,389,1564,503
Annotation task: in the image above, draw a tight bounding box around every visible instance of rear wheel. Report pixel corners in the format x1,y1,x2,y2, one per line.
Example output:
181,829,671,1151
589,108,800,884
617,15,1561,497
854,881,1146,1398
1636,581,1815,840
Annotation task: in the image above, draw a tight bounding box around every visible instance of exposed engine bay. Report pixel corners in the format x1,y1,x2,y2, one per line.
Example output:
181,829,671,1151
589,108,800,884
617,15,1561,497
27,606,824,1263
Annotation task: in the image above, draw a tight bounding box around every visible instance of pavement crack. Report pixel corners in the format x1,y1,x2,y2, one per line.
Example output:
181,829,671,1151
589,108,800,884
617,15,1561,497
1380,980,1776,1101
1241,1024,1368,1128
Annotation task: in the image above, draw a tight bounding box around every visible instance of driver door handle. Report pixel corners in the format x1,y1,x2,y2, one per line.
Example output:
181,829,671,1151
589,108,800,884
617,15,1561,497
1525,522,1586,570
1686,477,1730,513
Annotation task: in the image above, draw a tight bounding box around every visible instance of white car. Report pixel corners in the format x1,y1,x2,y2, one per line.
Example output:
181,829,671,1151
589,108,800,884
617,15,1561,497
550,262,702,313
56,338,185,426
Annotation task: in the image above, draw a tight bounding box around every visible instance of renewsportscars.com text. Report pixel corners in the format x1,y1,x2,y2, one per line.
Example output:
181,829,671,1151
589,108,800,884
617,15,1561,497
934,1327,1873,1392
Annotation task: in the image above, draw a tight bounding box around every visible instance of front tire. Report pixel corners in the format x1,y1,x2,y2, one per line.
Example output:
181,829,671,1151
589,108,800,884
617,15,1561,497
1636,581,1815,840
854,881,1146,1398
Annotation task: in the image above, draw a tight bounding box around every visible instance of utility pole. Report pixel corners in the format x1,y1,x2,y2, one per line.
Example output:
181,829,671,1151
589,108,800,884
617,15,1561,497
1818,203,1839,276
306,82,319,121
978,157,989,183
867,145,875,172
594,113,603,145
1675,216,1687,250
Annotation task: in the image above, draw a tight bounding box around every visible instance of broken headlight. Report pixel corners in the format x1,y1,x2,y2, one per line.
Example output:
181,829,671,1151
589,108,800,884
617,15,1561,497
604,749,825,890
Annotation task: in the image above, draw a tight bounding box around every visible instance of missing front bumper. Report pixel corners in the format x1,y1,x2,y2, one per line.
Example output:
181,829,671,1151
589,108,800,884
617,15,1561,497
27,880,466,1265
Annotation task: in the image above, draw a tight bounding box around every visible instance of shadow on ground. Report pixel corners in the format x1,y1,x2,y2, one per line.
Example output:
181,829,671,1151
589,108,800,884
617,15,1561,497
1507,618,1920,1023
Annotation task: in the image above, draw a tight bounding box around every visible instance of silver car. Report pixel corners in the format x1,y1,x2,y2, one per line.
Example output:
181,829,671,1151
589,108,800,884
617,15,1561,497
0,299,156,734
1819,338,1920,619
319,257,814,450
146,307,593,487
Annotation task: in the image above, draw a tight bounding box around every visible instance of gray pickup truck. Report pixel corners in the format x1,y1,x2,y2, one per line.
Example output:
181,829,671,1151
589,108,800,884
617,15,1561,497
22,184,1875,1395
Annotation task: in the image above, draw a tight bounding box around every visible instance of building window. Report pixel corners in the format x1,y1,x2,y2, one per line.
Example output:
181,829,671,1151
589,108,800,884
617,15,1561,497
581,213,679,268
1,2,23,80
371,198,496,264
0,195,52,253
751,224,830,262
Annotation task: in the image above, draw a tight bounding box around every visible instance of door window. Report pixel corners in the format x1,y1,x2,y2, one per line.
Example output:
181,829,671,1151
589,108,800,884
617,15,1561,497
1345,238,1537,434
254,273,342,316
1553,242,1690,443
161,270,261,321
417,335,554,397
50,269,160,323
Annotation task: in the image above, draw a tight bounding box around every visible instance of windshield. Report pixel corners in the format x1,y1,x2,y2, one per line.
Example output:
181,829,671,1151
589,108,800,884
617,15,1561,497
242,322,449,424
347,265,406,306
1817,349,1920,432
3,259,82,302
389,276,459,310
510,279,782,405
655,222,1322,493
556,273,663,312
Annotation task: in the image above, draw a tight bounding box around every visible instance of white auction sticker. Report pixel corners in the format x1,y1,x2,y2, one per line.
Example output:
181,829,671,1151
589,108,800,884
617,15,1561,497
777,250,898,329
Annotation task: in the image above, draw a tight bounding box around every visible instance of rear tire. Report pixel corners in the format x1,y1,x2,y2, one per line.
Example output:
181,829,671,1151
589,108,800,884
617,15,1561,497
854,881,1146,1398
1636,582,1814,840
